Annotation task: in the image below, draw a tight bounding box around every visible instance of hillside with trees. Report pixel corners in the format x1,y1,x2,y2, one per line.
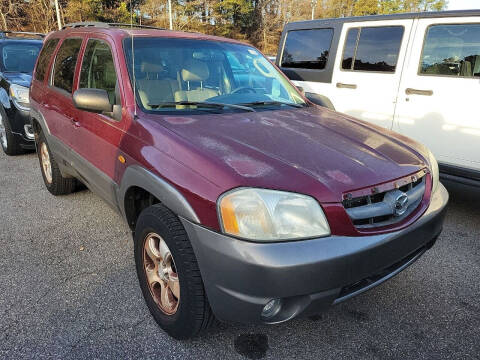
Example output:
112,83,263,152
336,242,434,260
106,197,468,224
1,0,447,54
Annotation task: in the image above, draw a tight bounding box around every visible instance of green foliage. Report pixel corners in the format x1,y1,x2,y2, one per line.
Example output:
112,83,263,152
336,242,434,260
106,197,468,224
6,0,448,51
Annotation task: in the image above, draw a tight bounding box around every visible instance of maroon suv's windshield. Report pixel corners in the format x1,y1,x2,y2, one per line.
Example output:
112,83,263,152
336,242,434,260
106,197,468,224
124,37,306,112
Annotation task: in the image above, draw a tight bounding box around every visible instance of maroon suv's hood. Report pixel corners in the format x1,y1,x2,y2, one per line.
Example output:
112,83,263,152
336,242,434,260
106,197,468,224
153,106,427,203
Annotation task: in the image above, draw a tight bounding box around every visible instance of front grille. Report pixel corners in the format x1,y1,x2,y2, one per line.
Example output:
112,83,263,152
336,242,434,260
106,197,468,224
343,173,426,229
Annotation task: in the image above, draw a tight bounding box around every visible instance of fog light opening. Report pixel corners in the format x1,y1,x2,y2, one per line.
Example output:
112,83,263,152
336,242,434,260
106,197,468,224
261,299,281,319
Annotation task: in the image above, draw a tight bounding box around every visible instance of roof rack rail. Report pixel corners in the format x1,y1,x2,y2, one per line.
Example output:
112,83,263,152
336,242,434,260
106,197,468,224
0,31,45,39
62,22,165,30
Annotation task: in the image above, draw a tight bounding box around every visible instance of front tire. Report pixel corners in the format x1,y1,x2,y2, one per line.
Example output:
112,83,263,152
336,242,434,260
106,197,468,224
36,130,76,195
134,204,213,339
0,106,25,156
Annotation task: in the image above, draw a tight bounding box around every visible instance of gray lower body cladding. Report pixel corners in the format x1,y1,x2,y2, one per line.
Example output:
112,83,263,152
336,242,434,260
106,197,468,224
181,183,449,324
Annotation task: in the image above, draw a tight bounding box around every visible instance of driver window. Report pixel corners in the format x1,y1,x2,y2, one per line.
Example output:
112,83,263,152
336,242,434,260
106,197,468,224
79,39,118,105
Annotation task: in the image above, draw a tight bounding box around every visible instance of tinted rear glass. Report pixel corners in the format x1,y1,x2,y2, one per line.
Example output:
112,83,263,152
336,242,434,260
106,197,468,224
0,43,42,73
281,29,333,70
52,38,82,93
34,38,59,81
341,26,404,72
420,24,480,77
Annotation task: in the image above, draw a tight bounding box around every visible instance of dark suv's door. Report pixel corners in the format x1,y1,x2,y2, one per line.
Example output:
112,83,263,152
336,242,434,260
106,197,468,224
70,36,125,207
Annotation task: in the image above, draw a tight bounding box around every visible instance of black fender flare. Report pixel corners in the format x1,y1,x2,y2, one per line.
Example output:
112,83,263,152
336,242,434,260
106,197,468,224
30,107,51,136
118,165,200,225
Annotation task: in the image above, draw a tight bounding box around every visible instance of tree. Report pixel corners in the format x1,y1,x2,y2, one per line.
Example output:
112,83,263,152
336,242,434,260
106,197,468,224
4,0,448,52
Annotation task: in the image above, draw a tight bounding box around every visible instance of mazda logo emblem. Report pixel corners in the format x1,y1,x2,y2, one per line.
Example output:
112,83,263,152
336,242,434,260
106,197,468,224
394,193,409,216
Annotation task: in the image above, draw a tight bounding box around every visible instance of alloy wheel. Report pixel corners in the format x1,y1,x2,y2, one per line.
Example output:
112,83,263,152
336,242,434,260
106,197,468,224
40,142,53,184
143,232,180,315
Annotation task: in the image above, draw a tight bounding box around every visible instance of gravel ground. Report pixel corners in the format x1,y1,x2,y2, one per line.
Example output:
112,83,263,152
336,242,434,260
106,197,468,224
0,151,479,360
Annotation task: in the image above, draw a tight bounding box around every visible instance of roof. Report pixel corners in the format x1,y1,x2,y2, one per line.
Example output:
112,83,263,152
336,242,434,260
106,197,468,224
285,9,480,29
0,31,44,41
49,22,247,46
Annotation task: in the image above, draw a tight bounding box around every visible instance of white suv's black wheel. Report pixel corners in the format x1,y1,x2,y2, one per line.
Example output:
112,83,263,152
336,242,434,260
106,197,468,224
36,130,76,195
134,204,214,339
0,106,24,156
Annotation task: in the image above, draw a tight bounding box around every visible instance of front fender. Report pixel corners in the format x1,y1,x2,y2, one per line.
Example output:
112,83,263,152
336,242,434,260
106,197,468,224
0,88,10,109
118,165,200,225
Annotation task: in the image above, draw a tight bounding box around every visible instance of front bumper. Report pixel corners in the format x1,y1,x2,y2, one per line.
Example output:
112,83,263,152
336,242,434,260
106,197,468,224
4,103,35,148
181,183,449,324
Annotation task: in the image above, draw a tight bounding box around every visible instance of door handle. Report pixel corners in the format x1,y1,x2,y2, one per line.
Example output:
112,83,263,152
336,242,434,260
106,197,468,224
70,118,81,128
405,88,433,96
336,82,357,89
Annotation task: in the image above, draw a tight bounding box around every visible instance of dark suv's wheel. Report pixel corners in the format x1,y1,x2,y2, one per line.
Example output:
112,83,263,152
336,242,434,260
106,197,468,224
134,204,213,339
36,130,76,195
0,106,25,156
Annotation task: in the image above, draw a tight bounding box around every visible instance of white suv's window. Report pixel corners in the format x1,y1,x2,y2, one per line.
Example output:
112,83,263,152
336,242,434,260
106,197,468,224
341,26,404,72
281,29,333,70
420,24,480,78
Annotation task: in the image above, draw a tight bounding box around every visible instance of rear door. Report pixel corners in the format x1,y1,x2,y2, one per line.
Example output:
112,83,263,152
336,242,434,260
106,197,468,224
330,19,414,130
393,17,480,174
45,37,83,153
69,35,125,206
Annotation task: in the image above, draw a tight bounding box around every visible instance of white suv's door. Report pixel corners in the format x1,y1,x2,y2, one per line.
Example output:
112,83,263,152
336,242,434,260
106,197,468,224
330,19,414,130
394,18,480,173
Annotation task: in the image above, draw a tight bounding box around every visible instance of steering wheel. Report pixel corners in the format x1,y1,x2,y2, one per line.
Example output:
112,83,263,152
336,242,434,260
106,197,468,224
231,87,256,94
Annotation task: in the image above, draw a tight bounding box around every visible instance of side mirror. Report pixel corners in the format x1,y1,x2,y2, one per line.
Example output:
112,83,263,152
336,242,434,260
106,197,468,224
73,88,113,114
296,86,305,95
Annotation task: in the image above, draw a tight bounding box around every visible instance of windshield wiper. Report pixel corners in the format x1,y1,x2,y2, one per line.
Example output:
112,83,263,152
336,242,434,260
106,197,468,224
239,100,304,108
148,101,255,112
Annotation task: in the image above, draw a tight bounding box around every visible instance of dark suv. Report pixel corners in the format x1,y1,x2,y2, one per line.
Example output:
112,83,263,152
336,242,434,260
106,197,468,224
0,31,44,155
30,22,448,339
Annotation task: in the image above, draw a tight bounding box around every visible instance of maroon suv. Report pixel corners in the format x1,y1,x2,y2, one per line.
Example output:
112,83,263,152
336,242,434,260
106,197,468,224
29,22,448,339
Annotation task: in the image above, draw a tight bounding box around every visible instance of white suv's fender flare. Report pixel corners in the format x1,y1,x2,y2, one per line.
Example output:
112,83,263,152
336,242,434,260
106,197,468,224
304,92,336,111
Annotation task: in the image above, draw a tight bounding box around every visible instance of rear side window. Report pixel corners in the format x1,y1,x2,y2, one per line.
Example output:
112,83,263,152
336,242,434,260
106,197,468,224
79,39,118,105
281,29,333,70
420,24,480,78
34,38,59,81
52,38,83,93
341,26,404,72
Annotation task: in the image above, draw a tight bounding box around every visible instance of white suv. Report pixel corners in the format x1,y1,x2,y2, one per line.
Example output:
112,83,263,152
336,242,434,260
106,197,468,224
277,10,480,185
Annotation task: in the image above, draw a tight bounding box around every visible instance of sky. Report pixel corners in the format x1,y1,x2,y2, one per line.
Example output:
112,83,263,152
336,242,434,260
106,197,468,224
447,0,479,10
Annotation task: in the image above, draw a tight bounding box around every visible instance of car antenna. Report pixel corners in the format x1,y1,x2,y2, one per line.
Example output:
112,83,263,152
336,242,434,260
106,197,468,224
130,0,137,118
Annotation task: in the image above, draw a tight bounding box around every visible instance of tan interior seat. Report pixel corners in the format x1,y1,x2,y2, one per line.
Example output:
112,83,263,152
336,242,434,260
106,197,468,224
460,60,472,77
473,55,480,76
175,59,218,102
137,62,178,108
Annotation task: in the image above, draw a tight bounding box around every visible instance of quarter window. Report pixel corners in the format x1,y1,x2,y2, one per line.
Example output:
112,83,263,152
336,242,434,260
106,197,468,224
281,29,333,70
342,26,404,72
34,38,59,81
52,38,82,93
420,24,480,77
79,39,118,105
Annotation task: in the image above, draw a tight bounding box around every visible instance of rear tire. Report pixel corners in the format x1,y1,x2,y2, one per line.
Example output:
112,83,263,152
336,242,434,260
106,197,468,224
36,130,76,195
134,204,214,339
0,106,25,156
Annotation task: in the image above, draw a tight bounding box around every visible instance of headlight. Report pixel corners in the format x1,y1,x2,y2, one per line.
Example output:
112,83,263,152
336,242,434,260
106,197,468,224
426,149,439,193
10,84,30,110
218,188,330,241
